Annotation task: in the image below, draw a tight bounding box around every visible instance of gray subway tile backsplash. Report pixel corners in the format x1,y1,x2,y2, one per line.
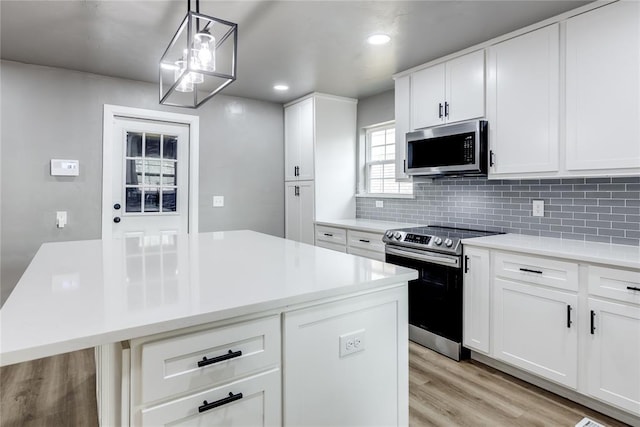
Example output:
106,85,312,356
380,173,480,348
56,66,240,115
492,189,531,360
356,177,640,247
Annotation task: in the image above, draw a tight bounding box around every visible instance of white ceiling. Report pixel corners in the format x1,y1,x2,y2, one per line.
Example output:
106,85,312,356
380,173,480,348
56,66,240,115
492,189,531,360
1,0,590,104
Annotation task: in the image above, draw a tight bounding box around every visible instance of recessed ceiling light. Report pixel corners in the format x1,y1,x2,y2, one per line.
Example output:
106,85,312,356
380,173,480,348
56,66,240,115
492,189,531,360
274,84,289,91
367,34,391,45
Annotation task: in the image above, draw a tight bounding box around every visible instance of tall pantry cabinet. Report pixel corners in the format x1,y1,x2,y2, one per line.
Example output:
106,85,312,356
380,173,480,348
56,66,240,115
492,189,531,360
284,93,357,245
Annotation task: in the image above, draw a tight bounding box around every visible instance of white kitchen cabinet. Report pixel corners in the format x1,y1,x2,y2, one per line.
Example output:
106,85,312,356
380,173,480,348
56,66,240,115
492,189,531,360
284,93,357,243
493,277,578,389
283,286,408,426
487,24,560,177
394,75,411,180
462,247,491,354
410,50,485,130
285,181,315,245
565,1,640,175
284,97,314,181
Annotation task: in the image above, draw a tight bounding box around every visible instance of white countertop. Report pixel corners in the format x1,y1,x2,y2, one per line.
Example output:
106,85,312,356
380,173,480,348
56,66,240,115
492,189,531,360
462,234,640,270
315,219,422,234
0,231,417,367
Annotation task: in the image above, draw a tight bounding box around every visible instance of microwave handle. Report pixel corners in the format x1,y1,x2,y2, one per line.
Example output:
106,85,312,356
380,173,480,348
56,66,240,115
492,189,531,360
490,150,495,167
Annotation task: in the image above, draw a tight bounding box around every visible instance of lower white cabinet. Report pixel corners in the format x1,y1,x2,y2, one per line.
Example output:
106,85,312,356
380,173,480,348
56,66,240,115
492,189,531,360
462,247,491,354
493,277,578,389
586,298,640,415
285,181,314,245
314,223,386,261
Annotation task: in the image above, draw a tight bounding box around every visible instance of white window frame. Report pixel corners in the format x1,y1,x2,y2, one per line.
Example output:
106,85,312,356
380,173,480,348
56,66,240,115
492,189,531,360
357,121,413,198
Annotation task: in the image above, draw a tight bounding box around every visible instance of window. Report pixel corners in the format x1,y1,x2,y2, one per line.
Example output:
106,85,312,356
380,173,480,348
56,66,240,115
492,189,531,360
364,123,412,195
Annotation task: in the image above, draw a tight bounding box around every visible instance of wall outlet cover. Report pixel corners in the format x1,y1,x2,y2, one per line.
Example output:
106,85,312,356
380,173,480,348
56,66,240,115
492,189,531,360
339,329,365,357
375,200,384,208
213,196,224,207
532,200,544,217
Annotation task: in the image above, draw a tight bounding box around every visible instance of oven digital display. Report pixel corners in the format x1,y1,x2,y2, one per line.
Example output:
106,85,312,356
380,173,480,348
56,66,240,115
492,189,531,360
404,234,431,244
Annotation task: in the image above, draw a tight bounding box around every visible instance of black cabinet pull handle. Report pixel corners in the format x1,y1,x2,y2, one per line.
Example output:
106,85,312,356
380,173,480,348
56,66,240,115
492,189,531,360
324,233,333,237
197,350,242,368
359,239,370,243
464,255,470,274
294,166,299,177
444,102,449,117
199,392,243,413
113,217,121,223
294,185,299,196
519,268,543,274
490,150,495,167
403,159,407,173
567,305,572,328
590,310,596,335
113,203,121,210
438,103,443,118
627,286,640,292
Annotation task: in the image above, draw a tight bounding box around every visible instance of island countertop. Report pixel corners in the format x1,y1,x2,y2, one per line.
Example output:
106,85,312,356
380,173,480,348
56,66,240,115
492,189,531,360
0,230,417,367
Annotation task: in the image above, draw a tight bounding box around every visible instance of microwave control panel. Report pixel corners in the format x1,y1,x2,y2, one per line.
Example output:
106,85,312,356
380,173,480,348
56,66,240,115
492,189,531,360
463,136,474,163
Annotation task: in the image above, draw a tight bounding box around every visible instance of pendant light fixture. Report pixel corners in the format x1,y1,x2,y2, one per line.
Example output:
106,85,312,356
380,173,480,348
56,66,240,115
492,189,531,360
159,0,237,108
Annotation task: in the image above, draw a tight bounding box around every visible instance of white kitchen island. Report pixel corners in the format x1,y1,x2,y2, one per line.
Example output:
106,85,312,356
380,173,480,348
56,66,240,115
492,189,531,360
0,230,416,426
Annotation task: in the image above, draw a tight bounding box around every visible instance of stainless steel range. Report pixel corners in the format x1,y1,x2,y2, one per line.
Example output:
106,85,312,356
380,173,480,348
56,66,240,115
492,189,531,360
383,225,502,361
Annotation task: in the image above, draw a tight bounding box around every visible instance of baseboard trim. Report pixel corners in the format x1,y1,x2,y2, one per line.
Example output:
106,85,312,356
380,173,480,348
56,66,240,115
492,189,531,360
470,351,640,426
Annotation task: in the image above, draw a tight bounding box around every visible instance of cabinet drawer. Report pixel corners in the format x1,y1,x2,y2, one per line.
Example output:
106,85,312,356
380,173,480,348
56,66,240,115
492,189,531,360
347,230,385,253
140,316,280,404
493,252,578,292
347,246,385,262
315,225,347,245
316,240,347,253
141,368,281,426
588,265,640,305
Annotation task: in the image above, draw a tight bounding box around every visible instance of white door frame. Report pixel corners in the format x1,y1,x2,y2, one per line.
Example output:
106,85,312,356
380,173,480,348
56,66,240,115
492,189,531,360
101,104,199,238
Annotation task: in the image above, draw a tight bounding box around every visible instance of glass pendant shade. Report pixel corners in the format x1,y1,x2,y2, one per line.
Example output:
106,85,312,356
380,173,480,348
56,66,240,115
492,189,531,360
159,10,237,108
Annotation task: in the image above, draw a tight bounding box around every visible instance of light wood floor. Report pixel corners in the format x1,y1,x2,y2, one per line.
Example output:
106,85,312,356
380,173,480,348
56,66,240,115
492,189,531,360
0,344,630,426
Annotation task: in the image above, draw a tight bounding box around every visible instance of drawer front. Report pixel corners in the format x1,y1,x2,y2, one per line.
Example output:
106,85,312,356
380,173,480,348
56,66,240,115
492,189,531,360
347,230,385,253
493,252,579,292
141,369,281,426
316,240,347,253
140,316,280,404
588,265,640,305
347,246,385,262
315,225,347,245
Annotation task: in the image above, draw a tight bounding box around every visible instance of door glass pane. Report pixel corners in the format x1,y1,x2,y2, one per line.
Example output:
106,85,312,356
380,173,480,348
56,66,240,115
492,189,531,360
127,132,142,157
145,133,161,158
162,189,177,212
162,161,177,185
126,187,142,212
163,135,177,159
126,159,142,185
144,187,160,212
144,160,162,185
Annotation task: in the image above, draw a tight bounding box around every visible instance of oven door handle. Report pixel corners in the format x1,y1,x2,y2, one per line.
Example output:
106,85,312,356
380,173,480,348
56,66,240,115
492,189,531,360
385,246,460,268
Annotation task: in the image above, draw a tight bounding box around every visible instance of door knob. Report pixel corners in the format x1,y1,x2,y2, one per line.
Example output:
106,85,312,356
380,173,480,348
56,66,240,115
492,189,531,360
114,203,121,210
113,217,121,223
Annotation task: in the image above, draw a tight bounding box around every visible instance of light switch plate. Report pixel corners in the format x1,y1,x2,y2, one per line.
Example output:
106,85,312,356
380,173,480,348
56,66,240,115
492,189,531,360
532,200,544,217
213,196,224,207
51,159,79,176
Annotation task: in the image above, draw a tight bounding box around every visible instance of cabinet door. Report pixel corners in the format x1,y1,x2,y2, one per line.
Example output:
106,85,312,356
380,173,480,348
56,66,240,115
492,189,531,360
587,298,640,415
446,49,485,124
297,98,315,180
493,277,578,388
284,181,314,245
566,1,640,173
487,24,559,176
284,104,299,181
463,247,491,354
411,63,446,129
298,181,315,245
394,75,411,180
284,182,301,242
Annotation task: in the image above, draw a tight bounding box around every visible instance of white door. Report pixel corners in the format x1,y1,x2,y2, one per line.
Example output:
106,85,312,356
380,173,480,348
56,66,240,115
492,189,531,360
284,104,299,181
296,97,315,181
493,277,578,388
463,247,491,354
587,298,640,415
110,117,190,238
446,49,485,124
411,63,446,129
284,181,314,245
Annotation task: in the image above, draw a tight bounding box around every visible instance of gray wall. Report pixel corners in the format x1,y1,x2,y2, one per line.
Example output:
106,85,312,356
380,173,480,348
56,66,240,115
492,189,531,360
355,90,640,247
1,60,284,305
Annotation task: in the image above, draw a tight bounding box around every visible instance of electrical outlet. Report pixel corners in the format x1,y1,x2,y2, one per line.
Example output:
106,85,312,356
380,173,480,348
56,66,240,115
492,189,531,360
532,200,544,217
56,211,67,228
375,200,384,208
213,196,224,207
339,329,365,357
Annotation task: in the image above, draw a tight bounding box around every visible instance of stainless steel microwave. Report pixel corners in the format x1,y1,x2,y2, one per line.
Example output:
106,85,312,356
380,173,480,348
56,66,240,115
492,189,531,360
405,120,488,177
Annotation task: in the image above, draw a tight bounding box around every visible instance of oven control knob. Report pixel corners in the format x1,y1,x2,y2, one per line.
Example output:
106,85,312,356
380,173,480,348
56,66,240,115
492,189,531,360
444,238,453,247
393,231,402,240
434,237,443,245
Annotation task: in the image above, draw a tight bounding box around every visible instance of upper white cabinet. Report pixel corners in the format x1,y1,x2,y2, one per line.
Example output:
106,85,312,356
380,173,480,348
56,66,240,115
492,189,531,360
284,93,357,244
565,1,640,175
487,24,560,177
394,75,411,180
284,97,314,181
410,50,485,130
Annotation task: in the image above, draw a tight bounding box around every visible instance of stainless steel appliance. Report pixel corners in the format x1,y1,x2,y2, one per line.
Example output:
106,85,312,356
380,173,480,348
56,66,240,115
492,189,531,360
383,225,501,361
405,120,488,177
